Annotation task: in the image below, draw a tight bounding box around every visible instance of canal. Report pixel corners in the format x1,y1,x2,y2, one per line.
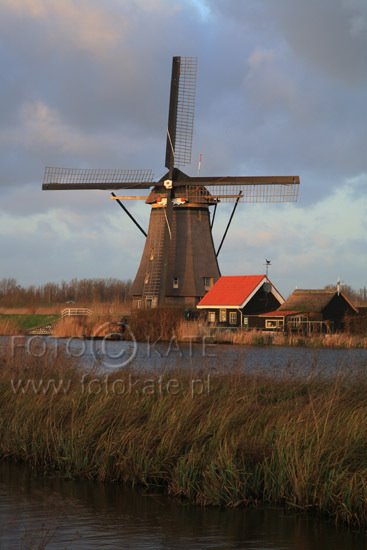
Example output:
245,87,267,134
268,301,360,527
1,461,366,549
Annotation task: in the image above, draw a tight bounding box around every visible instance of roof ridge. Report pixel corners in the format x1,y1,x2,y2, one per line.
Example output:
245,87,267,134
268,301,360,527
294,289,335,293
220,274,265,278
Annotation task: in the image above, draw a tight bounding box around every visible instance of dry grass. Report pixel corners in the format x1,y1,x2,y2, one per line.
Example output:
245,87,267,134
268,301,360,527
1,349,367,528
87,302,131,317
0,306,60,315
52,316,121,338
175,319,208,341
211,329,367,349
0,302,131,317
0,319,19,335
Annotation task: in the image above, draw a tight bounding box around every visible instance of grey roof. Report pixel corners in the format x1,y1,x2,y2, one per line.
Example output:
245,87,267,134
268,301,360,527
279,289,356,313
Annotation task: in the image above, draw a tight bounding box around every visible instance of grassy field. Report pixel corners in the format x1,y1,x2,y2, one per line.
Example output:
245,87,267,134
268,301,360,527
0,314,60,334
1,348,367,529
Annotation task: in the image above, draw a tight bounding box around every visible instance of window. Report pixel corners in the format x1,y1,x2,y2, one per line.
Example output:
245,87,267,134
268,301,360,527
204,277,214,290
243,316,249,328
150,249,154,261
208,311,216,323
265,319,283,330
219,309,227,322
144,273,150,284
173,277,179,289
229,311,237,325
146,298,152,309
136,299,142,309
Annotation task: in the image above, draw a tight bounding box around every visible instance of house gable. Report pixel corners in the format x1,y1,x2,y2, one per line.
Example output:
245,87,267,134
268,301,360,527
197,275,285,327
197,275,284,310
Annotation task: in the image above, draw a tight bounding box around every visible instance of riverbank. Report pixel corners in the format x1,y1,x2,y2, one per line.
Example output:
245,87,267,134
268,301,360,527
1,307,367,349
1,350,367,528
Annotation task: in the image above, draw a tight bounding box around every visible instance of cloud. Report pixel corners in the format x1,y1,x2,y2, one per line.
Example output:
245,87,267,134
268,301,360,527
271,0,367,84
2,0,123,55
244,48,300,116
0,100,151,159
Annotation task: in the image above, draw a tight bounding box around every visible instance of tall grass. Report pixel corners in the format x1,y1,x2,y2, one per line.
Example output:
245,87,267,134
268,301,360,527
0,319,19,335
52,315,124,338
1,349,367,528
212,328,367,349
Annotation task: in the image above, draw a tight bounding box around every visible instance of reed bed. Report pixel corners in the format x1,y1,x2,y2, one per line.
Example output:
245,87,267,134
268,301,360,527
0,319,19,335
0,306,60,315
213,328,367,349
1,350,367,528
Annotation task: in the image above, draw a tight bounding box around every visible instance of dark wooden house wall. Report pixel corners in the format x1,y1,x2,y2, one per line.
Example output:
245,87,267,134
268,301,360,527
242,287,281,315
323,294,357,329
205,308,242,327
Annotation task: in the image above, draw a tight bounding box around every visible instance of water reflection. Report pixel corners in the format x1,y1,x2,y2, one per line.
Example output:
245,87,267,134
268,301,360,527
0,461,366,549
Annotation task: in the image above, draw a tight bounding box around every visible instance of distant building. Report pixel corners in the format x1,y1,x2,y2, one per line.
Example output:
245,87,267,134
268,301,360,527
196,275,284,328
256,289,358,333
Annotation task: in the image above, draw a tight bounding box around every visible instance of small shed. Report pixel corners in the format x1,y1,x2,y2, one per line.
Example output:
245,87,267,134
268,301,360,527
196,275,284,328
269,289,358,333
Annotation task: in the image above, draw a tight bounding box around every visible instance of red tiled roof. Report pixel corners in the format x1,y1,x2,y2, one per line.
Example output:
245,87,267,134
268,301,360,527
197,275,266,307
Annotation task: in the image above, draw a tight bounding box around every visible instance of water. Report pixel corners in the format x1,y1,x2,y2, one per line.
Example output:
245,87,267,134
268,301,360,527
0,461,366,549
2,335,367,376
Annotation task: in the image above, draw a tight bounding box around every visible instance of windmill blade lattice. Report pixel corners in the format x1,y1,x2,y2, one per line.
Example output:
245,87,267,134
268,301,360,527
165,57,197,172
182,176,300,203
42,167,154,190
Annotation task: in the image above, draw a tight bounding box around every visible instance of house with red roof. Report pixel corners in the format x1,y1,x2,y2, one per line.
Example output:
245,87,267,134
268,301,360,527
196,275,284,328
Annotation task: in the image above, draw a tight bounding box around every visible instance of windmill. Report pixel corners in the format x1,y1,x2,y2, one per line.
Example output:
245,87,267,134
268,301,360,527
42,56,300,309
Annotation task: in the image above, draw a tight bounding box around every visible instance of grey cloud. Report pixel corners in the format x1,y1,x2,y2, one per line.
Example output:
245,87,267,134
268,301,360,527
272,0,367,84
207,0,367,83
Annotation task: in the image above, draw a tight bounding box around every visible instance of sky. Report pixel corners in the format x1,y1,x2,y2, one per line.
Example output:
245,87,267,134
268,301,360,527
0,0,366,297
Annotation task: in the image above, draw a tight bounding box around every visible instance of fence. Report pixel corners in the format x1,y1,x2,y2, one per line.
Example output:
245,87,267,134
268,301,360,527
61,308,92,318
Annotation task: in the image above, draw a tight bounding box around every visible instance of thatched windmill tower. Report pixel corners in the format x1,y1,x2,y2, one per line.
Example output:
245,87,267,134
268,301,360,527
43,57,299,309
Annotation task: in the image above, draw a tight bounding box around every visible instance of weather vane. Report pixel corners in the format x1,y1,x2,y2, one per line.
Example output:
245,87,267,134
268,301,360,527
265,259,271,277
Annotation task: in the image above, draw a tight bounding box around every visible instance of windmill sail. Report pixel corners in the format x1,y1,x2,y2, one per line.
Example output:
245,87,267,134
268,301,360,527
165,57,197,174
182,176,300,203
42,167,154,190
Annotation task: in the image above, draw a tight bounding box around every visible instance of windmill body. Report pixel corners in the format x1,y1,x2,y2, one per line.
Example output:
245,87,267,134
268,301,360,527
130,175,220,308
42,57,300,309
